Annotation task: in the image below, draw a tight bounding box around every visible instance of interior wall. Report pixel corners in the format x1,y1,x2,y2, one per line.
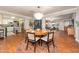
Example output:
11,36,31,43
74,7,79,43
24,17,31,30
0,14,2,24
58,21,64,30
42,19,46,30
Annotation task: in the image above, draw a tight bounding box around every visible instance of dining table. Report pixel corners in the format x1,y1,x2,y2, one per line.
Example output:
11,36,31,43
26,29,55,48
25,29,55,52
26,29,49,46
26,29,48,38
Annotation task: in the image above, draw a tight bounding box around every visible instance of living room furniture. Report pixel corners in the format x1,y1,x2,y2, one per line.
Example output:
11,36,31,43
5,27,15,37
67,26,75,36
41,32,55,52
26,32,40,53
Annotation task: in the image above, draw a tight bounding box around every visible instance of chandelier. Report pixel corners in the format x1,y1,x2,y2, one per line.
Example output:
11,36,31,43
34,6,44,19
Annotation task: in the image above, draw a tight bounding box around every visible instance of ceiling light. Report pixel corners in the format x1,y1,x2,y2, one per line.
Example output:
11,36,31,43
33,6,44,19
34,12,44,19
11,16,15,19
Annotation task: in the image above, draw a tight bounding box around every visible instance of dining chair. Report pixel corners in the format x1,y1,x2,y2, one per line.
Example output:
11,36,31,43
25,29,34,43
26,32,40,53
41,32,55,52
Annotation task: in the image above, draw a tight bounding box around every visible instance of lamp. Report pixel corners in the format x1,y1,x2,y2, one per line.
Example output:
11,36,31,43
34,6,44,19
34,12,43,19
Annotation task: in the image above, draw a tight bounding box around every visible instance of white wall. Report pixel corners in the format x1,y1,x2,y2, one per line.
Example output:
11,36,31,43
58,21,64,30
42,19,46,30
0,14,2,24
58,18,73,31
64,21,70,27
74,7,79,43
24,17,32,30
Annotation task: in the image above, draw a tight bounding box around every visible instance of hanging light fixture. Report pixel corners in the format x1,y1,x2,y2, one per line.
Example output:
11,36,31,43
34,12,44,19
34,6,44,19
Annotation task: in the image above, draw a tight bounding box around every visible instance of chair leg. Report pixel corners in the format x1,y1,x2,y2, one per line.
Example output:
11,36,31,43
34,43,36,53
40,39,42,46
25,39,26,43
46,43,50,53
52,39,55,48
26,40,29,50
25,38,27,43
25,36,27,43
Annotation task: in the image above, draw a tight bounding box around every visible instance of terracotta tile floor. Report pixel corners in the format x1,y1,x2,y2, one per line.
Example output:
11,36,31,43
0,31,79,53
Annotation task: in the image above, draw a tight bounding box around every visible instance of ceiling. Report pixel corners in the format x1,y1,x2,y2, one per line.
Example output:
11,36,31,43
0,6,76,17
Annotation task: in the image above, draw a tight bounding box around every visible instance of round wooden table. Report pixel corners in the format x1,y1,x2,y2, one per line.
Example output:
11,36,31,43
26,29,48,46
26,29,48,37
35,30,48,37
